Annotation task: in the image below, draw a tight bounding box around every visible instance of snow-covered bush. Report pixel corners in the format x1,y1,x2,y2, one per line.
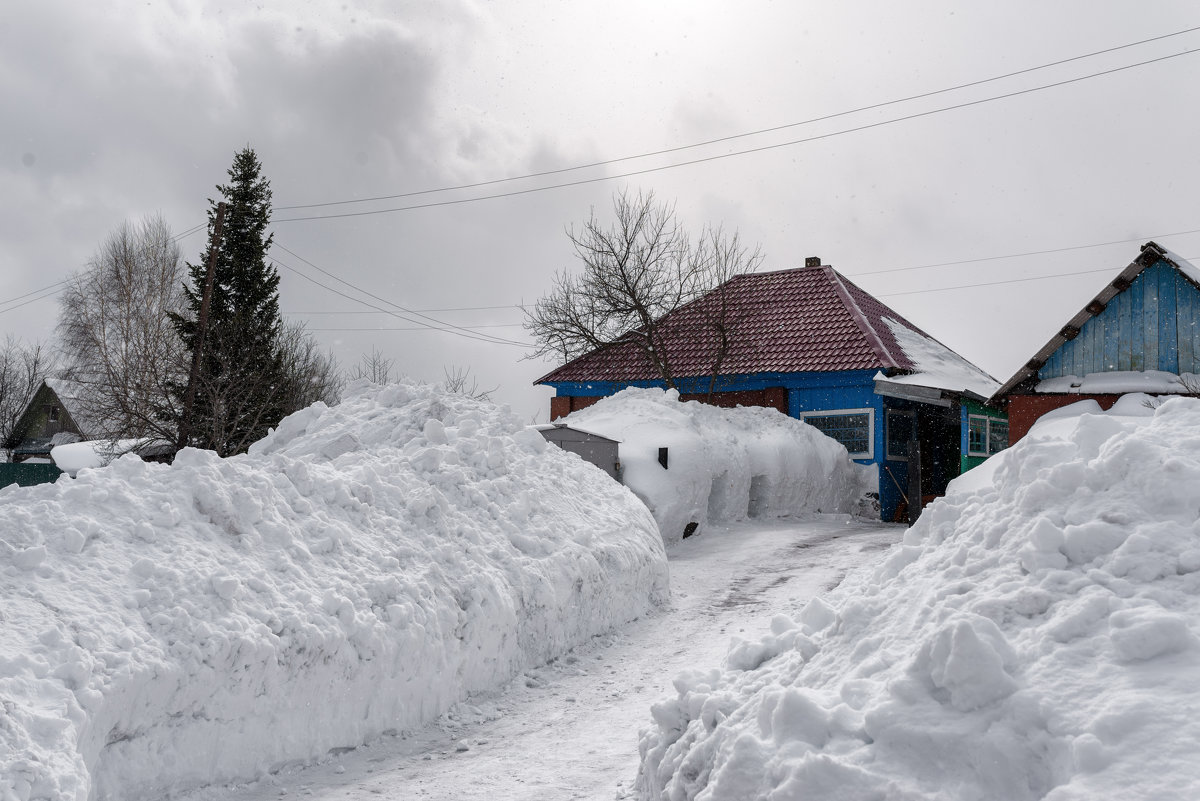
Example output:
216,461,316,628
638,394,1200,800
0,380,667,800
562,388,872,544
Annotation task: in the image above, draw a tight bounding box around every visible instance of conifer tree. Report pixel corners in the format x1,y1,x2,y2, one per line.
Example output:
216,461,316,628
172,147,287,455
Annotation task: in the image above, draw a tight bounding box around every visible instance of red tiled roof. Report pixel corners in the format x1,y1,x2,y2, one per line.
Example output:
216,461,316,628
536,265,935,384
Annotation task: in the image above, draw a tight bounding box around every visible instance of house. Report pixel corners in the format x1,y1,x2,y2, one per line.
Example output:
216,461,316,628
991,241,1200,442
2,378,173,474
535,259,1003,522
3,379,91,462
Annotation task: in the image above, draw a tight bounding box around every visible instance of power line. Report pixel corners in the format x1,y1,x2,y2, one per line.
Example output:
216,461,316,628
270,244,530,348
274,46,1200,223
302,324,523,332
844,227,1200,278
272,241,529,346
876,258,1199,298
275,24,1200,212
286,304,519,314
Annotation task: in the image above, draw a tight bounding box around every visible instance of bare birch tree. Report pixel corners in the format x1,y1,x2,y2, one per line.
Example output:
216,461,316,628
0,336,55,458
524,189,762,389
57,215,186,441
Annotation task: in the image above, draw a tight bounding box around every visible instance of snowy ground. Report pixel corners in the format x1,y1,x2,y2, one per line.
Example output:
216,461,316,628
169,516,901,801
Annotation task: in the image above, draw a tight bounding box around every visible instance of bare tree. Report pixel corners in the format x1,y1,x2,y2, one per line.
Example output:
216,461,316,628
524,189,762,389
277,320,343,410
0,337,55,458
348,347,396,384
57,215,186,441
442,365,497,402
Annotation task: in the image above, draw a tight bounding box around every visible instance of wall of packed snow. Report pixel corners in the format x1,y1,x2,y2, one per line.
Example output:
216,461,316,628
0,381,668,801
561,389,872,544
638,394,1200,800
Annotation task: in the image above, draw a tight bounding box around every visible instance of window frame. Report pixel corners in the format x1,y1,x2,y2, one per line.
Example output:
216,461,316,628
799,407,875,459
968,414,1008,457
988,418,1009,455
885,409,916,462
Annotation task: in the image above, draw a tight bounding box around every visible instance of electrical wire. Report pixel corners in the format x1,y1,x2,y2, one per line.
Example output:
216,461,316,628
845,228,1200,278
275,24,1200,212
271,242,530,346
274,47,1200,223
269,246,531,348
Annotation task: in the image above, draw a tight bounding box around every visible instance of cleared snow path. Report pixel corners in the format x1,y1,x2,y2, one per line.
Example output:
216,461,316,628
174,516,900,801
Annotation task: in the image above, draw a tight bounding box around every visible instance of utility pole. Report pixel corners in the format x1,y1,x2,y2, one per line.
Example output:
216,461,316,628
176,201,226,451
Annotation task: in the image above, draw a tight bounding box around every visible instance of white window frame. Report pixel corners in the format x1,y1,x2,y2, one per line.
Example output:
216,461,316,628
886,409,915,462
968,414,1008,457
799,407,875,459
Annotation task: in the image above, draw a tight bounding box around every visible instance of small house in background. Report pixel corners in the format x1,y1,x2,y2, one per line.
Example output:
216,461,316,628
537,423,622,481
2,378,173,487
535,259,1005,523
3,379,90,462
991,242,1200,442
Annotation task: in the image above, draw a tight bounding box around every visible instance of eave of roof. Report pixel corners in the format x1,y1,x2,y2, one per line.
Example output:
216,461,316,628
991,241,1190,400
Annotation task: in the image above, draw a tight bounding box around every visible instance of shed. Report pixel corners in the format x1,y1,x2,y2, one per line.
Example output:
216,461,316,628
537,423,622,481
991,241,1200,442
535,260,1003,522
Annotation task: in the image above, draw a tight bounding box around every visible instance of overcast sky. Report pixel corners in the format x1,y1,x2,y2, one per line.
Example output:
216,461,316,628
3,1,1198,422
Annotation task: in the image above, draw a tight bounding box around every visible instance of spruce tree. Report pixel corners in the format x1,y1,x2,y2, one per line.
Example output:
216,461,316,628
173,147,286,455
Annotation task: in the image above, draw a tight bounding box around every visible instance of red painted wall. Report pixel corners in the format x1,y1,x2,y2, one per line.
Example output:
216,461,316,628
1006,394,1123,443
550,387,787,421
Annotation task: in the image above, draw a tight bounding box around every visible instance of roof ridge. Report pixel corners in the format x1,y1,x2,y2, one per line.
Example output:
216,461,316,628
823,266,903,370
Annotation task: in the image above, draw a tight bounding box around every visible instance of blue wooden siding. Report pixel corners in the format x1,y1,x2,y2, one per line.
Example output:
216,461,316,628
1039,260,1200,380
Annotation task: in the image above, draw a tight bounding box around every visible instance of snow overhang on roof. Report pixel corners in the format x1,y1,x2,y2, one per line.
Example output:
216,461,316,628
874,318,1000,403
992,241,1199,402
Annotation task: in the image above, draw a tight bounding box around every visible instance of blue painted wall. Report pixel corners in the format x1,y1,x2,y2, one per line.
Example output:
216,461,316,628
1040,260,1200,380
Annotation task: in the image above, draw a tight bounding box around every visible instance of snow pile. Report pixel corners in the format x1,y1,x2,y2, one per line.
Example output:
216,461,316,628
0,380,667,801
638,394,1200,800
561,388,871,544
51,438,172,477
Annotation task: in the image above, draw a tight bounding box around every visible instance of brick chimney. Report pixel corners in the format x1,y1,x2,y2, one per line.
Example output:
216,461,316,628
804,256,822,269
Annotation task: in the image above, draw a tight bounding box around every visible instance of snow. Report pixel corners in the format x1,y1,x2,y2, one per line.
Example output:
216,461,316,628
0,380,668,801
50,439,172,477
557,388,874,544
1036,369,1200,395
877,317,1000,400
638,393,1200,800
167,517,902,801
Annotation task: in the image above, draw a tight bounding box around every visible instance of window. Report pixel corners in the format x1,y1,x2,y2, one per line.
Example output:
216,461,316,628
800,408,874,459
47,405,59,422
988,419,1008,455
886,410,915,461
968,414,1008,457
968,415,988,455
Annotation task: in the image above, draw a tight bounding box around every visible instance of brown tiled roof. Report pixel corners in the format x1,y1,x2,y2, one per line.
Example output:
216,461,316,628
536,265,932,383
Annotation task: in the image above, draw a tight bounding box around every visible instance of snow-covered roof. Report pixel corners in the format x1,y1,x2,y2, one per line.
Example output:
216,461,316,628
874,317,999,401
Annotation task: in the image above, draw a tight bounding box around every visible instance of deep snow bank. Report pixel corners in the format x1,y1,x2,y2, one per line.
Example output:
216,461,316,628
0,381,667,801
562,389,871,543
638,394,1200,800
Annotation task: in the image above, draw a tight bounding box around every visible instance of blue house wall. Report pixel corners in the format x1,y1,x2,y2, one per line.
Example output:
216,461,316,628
1039,260,1200,380
547,369,932,521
